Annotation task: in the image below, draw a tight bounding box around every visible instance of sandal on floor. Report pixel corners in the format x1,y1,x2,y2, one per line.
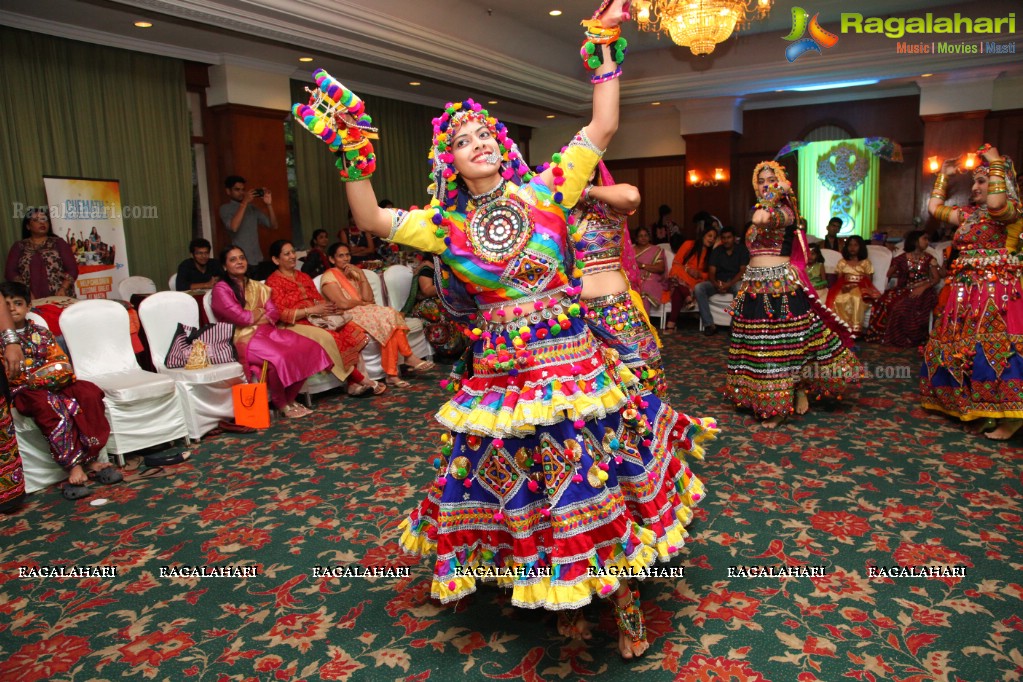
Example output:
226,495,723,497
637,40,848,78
369,380,387,395
613,589,648,660
218,419,257,434
347,383,370,397
89,466,123,485
143,451,191,467
963,417,997,435
407,360,435,374
387,377,411,388
62,483,92,500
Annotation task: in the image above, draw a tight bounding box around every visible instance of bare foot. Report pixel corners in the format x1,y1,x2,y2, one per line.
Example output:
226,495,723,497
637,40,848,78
964,417,997,435
556,610,592,640
612,583,649,659
795,390,809,415
68,464,88,486
985,418,1023,441
760,414,788,429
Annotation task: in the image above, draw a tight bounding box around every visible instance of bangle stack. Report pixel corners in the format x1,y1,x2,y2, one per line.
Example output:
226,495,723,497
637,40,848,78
580,20,627,81
1,329,20,347
933,205,955,223
930,173,948,200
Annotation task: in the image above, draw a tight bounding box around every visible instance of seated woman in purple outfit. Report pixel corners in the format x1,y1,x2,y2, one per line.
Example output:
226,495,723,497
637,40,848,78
210,246,332,419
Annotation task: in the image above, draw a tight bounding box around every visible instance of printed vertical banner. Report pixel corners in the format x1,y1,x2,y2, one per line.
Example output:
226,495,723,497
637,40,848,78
42,176,130,299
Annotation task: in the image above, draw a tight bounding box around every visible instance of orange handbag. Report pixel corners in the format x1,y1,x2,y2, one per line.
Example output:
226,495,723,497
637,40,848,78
232,362,270,429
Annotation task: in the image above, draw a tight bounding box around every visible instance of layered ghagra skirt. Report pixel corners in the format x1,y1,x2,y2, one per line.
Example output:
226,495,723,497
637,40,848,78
399,314,716,609
726,263,862,419
921,248,1023,419
583,289,667,398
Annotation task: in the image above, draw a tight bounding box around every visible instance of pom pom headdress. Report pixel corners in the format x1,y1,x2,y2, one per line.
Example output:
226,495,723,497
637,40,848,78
752,160,790,201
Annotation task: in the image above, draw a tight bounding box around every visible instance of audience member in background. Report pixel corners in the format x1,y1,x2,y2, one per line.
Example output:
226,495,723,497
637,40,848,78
650,204,680,247
321,243,433,388
694,225,749,335
820,217,844,252
339,210,377,265
219,175,277,267
865,230,939,347
301,229,331,279
0,291,26,513
633,227,666,316
6,209,78,299
826,236,878,337
211,246,331,418
806,243,829,298
2,281,116,501
175,238,223,291
401,253,468,359
265,240,383,396
663,226,717,330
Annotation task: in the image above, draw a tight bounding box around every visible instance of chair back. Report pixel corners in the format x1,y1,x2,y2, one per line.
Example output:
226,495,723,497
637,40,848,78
60,300,141,378
363,269,388,307
168,273,178,291
313,274,323,294
138,292,201,371
658,243,675,274
118,276,157,300
202,290,217,323
865,244,893,292
25,312,49,330
382,265,414,311
820,248,842,274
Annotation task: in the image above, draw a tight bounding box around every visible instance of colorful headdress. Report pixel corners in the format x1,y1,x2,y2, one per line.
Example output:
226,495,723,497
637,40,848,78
427,99,533,211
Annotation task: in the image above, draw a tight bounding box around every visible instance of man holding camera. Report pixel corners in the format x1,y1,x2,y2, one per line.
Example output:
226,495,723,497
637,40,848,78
219,175,277,266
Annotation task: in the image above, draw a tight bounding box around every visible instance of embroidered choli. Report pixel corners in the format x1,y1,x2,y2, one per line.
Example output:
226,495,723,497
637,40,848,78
574,200,625,276
386,140,599,312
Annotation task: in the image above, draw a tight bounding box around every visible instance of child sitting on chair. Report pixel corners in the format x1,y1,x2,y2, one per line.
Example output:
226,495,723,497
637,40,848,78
1,282,118,500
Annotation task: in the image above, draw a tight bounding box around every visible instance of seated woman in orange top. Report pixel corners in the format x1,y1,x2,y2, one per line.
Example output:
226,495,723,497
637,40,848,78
320,242,432,388
663,227,717,330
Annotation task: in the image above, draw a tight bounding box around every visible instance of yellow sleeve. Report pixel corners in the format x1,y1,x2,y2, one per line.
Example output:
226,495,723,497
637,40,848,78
557,133,603,208
1006,218,1023,253
386,208,446,254
862,260,874,275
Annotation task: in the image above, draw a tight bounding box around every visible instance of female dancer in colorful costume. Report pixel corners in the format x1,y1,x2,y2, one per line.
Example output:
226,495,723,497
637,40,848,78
574,162,668,398
921,145,1023,440
727,161,862,428
293,0,716,659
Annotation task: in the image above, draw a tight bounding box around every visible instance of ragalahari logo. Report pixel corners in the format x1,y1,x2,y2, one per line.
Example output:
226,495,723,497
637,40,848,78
784,7,840,62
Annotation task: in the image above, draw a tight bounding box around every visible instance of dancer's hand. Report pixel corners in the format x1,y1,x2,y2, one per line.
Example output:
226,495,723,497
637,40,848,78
594,0,631,27
980,144,1001,164
940,159,958,176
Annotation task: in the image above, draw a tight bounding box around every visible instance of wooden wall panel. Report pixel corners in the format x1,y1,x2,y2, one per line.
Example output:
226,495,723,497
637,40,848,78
603,158,684,235
208,104,292,259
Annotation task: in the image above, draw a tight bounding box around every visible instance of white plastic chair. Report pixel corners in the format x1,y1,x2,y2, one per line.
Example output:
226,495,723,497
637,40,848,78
866,245,893,294
168,273,178,291
363,268,388,306
382,264,432,362
118,276,157,300
11,315,112,492
202,289,217,323
59,300,188,456
820,248,842,274
698,293,735,331
137,292,246,440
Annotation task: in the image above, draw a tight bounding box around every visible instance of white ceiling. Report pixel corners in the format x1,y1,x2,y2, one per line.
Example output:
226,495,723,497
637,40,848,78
2,0,1022,126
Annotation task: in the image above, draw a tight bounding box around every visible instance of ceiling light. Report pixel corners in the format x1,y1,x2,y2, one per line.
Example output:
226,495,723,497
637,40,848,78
299,57,313,63
651,102,661,106
134,21,152,28
409,81,421,86
635,0,774,56
487,100,498,105
549,10,563,16
921,73,933,77
546,115,556,119
790,79,880,92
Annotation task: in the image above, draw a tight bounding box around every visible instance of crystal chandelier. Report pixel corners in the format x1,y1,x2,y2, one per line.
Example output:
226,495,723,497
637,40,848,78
633,0,774,56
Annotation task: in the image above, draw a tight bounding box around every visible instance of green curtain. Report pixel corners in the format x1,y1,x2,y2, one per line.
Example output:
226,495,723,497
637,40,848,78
290,80,527,242
0,27,191,290
797,139,879,241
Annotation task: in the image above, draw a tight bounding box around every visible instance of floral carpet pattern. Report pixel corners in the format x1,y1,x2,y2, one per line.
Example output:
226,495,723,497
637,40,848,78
1,329,1021,682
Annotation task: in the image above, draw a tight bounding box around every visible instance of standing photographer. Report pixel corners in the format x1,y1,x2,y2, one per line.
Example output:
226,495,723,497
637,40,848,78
219,175,278,267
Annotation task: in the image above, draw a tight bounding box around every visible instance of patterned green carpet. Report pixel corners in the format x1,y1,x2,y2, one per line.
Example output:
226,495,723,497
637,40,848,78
1,328,1021,681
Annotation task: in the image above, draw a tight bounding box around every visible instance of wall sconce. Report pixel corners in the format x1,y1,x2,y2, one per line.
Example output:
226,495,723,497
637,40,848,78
927,156,939,173
963,152,977,170
688,168,726,187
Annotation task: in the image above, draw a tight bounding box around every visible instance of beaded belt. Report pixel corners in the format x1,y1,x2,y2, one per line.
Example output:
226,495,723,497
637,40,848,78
743,263,794,282
478,297,580,334
740,263,802,295
582,290,630,308
579,256,621,275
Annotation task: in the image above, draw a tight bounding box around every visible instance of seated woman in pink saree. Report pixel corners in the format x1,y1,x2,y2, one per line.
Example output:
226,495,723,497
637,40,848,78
211,246,332,418
631,227,666,316
320,242,432,388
